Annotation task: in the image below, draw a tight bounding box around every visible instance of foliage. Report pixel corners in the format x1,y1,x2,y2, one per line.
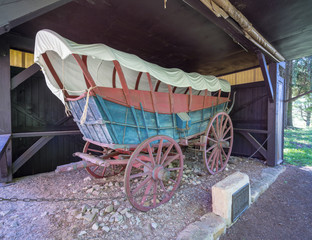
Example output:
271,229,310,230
284,128,312,166
291,57,312,126
294,98,312,127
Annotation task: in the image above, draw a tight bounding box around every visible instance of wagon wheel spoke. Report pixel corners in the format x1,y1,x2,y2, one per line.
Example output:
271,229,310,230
220,147,228,167
219,152,224,168
156,139,163,164
216,150,220,172
223,136,232,142
221,117,229,134
206,147,217,168
160,143,174,165
141,180,153,205
125,135,183,211
159,180,167,192
132,176,152,195
101,166,107,176
210,148,218,171
159,180,170,198
135,157,153,170
208,147,217,161
130,172,150,179
167,167,182,171
211,124,218,139
147,144,155,167
163,154,180,167
219,114,224,136
207,137,217,143
206,143,217,154
216,115,219,137
223,126,232,138
168,178,177,184
221,146,227,158
153,180,158,207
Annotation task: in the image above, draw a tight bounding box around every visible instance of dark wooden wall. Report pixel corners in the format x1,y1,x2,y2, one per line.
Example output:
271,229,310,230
230,81,268,159
230,62,285,165
11,67,84,178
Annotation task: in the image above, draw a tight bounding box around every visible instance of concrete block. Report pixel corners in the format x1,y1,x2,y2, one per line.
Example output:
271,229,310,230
212,172,250,226
250,181,268,203
262,165,285,177
177,213,225,240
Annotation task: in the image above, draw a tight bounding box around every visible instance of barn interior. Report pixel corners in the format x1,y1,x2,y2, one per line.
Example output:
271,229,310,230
1,0,312,181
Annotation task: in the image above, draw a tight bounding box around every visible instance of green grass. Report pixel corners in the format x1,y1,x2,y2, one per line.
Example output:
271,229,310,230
284,128,312,166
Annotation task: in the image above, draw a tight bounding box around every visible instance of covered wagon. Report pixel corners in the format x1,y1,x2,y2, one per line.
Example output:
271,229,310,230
34,29,234,211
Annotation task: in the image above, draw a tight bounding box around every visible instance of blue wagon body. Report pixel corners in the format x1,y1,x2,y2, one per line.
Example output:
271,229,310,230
69,95,226,145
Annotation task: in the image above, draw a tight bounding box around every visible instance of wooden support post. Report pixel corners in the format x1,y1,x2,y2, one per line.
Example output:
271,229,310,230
0,135,11,183
266,62,285,166
267,98,276,166
0,39,12,182
257,51,274,102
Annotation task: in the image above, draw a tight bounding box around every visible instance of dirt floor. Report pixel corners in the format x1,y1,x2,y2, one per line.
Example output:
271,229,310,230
0,148,269,240
221,165,312,240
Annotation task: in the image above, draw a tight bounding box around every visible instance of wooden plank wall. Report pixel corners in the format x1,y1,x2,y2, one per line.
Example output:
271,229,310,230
230,81,269,159
11,67,84,177
220,67,265,86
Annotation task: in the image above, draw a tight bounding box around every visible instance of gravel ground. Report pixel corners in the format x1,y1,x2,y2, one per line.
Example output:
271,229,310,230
0,149,269,240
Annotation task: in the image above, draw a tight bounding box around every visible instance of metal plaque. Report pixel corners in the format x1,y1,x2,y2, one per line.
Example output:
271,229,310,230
232,183,249,222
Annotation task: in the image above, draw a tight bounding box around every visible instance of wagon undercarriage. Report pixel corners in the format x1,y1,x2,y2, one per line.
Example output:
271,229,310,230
62,110,234,211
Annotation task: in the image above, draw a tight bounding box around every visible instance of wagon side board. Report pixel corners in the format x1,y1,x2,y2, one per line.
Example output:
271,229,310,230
68,95,226,145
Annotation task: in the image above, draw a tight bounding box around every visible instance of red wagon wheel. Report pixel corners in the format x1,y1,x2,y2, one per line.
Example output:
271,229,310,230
203,112,233,175
124,135,183,212
83,141,125,178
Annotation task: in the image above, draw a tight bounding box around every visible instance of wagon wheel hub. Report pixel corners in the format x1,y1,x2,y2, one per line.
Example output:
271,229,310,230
152,165,170,181
217,139,229,148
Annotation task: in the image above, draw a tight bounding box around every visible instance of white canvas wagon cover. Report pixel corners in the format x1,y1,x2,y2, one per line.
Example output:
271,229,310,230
34,29,230,102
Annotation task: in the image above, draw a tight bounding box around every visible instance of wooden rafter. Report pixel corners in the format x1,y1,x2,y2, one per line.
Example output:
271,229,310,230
13,136,54,174
257,51,274,102
11,63,40,89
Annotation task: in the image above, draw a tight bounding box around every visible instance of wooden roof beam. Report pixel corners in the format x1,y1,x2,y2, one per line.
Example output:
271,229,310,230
0,0,72,35
200,0,285,62
257,51,274,102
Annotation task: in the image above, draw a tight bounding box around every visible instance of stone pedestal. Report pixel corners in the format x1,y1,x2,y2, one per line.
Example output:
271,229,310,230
212,171,250,226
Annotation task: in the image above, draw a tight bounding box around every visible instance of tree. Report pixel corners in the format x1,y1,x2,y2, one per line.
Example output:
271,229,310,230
286,56,312,127
295,97,312,127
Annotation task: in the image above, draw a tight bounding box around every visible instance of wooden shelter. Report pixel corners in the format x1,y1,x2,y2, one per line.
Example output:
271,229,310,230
1,0,312,182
